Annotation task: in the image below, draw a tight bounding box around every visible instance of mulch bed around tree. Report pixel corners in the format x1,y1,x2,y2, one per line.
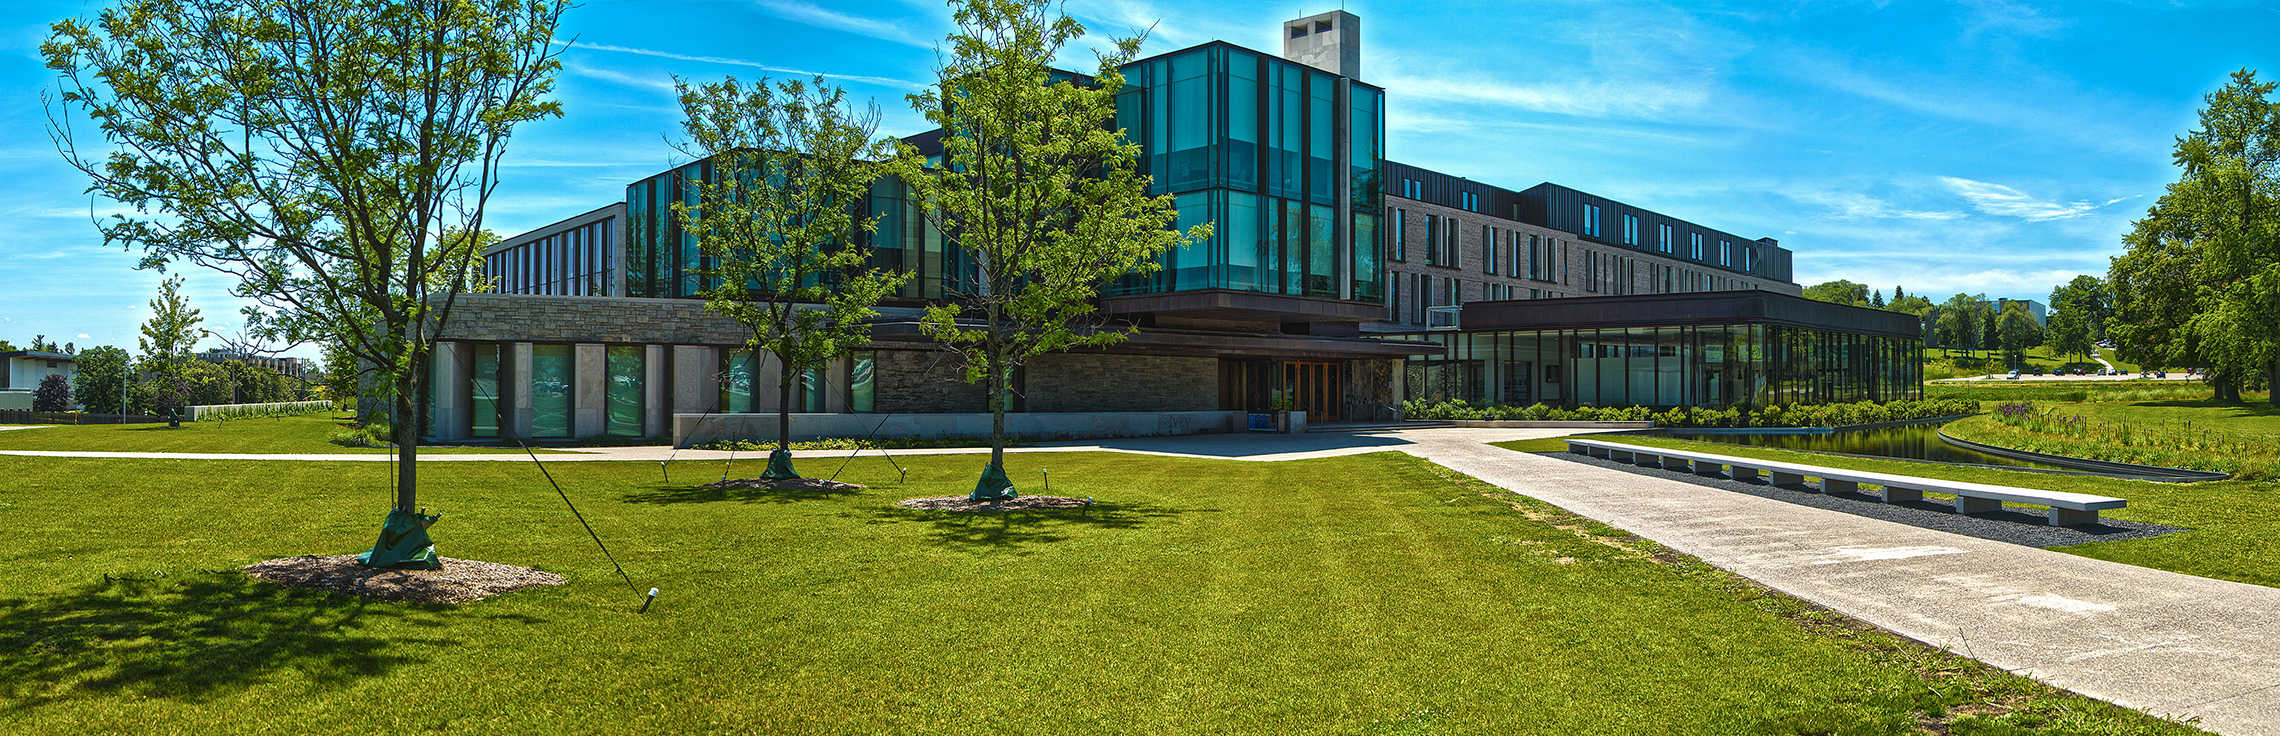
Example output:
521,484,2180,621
702,477,866,492
241,554,567,604
897,495,1094,512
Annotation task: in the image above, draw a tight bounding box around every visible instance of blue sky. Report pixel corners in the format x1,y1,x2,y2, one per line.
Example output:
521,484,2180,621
1,0,2275,357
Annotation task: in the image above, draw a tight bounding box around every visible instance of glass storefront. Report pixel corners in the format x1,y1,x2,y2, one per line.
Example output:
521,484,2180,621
1404,325,1920,408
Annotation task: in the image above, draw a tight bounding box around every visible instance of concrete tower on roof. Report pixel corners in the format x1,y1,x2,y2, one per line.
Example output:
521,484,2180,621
1282,10,1360,79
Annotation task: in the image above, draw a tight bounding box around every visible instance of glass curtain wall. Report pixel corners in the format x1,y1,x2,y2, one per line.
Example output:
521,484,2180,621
1405,326,1919,408
529,344,572,438
605,346,643,437
470,343,501,439
1107,44,1385,303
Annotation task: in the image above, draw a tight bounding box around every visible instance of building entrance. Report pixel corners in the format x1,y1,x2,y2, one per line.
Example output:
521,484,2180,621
1282,361,1343,422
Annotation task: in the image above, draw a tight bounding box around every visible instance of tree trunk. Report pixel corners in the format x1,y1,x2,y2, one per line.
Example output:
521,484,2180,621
2269,360,2279,407
777,367,794,454
2214,372,2242,404
990,357,1008,470
392,373,419,514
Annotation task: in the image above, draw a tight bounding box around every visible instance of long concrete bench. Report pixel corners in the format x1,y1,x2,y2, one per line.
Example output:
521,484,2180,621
1563,438,2126,527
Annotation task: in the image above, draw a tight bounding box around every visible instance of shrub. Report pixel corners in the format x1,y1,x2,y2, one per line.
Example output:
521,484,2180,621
329,420,394,448
1401,397,1980,429
32,374,72,412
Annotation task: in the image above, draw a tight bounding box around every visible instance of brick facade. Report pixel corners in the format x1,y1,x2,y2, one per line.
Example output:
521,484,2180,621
1377,194,1800,331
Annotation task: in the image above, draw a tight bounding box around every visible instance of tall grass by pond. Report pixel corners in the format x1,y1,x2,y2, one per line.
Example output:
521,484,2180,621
1925,381,2223,404
1951,402,2280,479
1402,398,1978,428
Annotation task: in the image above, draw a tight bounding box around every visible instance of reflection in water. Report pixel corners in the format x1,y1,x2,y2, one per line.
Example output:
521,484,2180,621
1659,420,2069,472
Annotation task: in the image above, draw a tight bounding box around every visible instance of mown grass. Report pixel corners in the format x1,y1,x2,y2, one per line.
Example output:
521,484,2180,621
1921,346,2113,380
0,452,2198,734
0,413,555,454
1523,433,2280,593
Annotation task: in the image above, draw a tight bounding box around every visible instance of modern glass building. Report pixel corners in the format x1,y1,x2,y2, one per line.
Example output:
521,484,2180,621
421,10,1909,445
1105,41,1383,303
1399,292,1922,408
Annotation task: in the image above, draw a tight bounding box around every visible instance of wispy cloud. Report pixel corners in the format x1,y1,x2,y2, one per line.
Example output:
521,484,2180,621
553,40,923,90
1937,176,2127,221
564,61,676,93
1785,189,1964,221
754,0,933,49
1381,74,1713,123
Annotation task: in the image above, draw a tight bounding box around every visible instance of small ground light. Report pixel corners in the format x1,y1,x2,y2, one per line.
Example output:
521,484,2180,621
1041,468,1048,490
639,587,659,614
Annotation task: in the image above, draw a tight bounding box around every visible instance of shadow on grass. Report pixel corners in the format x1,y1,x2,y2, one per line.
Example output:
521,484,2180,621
865,499,1203,549
618,482,868,505
0,572,461,710
2129,399,2280,416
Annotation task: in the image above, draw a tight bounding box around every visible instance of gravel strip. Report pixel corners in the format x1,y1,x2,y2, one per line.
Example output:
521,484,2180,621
897,495,1094,512
242,554,567,604
1543,452,2182,548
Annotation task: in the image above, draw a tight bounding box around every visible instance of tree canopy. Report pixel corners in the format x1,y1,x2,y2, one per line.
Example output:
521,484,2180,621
885,0,1208,500
2109,69,2280,403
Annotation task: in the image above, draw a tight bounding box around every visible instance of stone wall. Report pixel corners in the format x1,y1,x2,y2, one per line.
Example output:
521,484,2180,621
875,348,985,413
1026,353,1218,412
1345,358,1399,421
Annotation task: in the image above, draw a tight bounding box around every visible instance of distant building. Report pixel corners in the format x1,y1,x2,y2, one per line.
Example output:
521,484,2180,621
195,349,317,383
0,350,77,410
1996,298,2047,325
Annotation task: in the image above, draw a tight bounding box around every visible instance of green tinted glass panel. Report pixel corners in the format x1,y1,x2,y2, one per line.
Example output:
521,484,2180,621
851,353,875,413
470,343,499,438
1351,213,1380,300
800,366,825,412
720,349,754,413
606,346,643,437
1307,204,1336,297
530,344,572,438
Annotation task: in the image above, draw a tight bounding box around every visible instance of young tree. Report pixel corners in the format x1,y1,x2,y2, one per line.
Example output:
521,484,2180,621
887,0,1208,500
72,345,131,414
1978,305,2001,354
2110,69,2280,403
672,75,907,481
1998,301,2043,368
46,0,567,567
1869,290,1885,308
1937,293,1982,358
33,374,74,412
136,274,203,424
30,335,59,352
2044,275,2108,361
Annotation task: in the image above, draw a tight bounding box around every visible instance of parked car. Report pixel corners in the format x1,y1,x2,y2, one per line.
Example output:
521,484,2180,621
2006,370,2021,380
2156,370,2168,378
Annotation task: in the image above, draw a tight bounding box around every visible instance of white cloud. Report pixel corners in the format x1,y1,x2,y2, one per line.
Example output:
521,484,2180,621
1937,176,2127,221
553,41,923,90
75,333,90,340
1785,189,1964,221
1380,74,1713,123
754,0,933,49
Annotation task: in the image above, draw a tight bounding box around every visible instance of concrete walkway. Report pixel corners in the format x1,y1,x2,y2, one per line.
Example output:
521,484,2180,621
1403,435,2280,735
4,425,2275,731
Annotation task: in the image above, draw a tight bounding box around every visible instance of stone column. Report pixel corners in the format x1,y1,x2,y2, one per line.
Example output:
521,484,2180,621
672,345,717,414
823,356,849,413
426,341,465,442
644,344,667,438
508,342,534,439
573,343,605,438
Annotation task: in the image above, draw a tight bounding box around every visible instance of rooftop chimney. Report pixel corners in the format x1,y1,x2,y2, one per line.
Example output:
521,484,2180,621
1282,11,1360,79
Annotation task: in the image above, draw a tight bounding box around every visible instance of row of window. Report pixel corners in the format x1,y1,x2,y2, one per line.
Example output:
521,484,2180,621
1581,202,1755,271
1387,272,1572,324
484,216,615,296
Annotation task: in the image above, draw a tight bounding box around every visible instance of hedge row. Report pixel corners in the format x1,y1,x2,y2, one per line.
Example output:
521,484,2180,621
1400,397,1981,428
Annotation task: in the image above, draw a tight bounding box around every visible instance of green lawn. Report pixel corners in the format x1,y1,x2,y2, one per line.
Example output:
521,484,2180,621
1534,433,2280,592
1920,346,2114,379
0,413,552,454
0,452,2194,734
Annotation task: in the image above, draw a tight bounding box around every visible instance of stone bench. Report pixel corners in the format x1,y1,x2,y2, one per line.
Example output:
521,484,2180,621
1564,438,2126,527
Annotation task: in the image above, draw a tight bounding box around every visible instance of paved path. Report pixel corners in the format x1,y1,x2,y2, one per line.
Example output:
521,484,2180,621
1402,435,2280,735
5,425,2276,731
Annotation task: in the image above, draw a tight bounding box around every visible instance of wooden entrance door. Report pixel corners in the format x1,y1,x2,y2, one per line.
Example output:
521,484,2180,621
1282,361,1343,422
